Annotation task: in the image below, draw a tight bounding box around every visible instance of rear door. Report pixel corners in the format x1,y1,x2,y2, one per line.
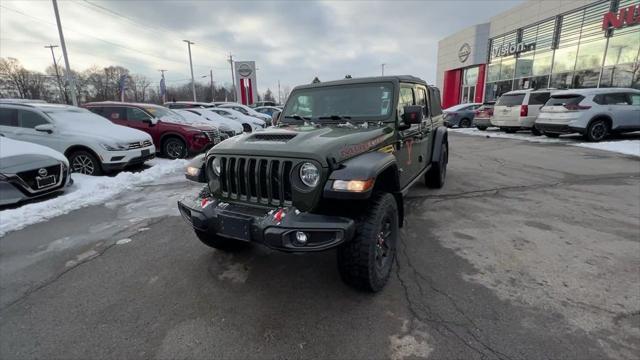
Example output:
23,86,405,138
528,92,551,117
102,106,127,127
628,93,640,130
0,107,20,139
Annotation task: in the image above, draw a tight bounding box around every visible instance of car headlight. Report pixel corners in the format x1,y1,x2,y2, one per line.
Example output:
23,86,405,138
100,143,128,151
299,162,319,187
212,157,221,176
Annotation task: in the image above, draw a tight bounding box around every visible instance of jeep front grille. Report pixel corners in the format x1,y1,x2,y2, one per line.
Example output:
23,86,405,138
217,156,293,206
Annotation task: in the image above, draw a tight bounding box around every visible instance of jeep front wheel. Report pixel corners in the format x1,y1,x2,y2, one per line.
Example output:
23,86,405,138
337,192,398,292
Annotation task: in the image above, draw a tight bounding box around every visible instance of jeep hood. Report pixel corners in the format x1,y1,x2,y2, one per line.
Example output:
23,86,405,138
209,123,395,166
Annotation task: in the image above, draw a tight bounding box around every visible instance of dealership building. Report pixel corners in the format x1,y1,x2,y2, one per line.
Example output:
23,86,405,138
436,0,640,108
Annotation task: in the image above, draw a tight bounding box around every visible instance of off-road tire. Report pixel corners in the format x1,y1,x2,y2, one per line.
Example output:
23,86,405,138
459,118,471,128
337,192,398,292
68,150,103,176
476,126,487,131
544,132,560,138
194,229,249,251
162,137,188,159
585,119,608,142
425,141,448,189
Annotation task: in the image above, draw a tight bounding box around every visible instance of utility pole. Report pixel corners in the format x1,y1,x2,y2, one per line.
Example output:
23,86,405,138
158,69,167,103
51,0,77,106
210,69,214,102
228,54,236,102
278,80,281,105
381,63,385,76
44,44,66,103
183,40,196,101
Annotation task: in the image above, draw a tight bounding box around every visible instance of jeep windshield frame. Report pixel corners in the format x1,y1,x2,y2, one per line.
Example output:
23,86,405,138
281,82,395,123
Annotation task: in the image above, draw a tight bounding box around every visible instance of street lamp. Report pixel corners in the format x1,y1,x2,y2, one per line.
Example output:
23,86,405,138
183,40,196,101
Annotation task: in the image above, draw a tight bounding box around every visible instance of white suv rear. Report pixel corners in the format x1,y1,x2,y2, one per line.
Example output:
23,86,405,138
492,89,555,134
0,103,155,175
535,88,640,142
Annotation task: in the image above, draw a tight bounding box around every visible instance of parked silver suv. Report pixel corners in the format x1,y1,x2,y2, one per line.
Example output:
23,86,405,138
535,88,640,142
492,89,555,134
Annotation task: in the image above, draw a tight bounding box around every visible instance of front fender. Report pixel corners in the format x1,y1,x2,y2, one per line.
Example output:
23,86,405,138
431,126,448,163
323,151,397,199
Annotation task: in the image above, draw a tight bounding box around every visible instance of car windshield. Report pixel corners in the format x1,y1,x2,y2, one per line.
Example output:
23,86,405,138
44,108,116,125
282,82,394,122
143,106,185,122
496,94,525,106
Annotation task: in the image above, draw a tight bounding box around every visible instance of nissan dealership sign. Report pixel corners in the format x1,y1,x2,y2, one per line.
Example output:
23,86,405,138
491,41,536,58
458,43,471,63
234,61,257,106
602,4,640,29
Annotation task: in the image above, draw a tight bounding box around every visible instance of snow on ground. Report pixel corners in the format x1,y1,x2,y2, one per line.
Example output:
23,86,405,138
451,128,640,157
574,140,640,157
0,158,188,237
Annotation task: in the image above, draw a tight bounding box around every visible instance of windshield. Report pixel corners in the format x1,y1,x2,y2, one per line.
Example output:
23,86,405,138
143,106,185,122
283,82,394,121
496,94,525,106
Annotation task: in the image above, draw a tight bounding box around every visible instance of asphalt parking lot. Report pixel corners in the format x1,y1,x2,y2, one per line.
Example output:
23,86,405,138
1,132,638,360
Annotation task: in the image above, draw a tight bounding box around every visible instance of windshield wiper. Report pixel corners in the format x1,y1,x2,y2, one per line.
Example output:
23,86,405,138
284,114,311,121
318,115,352,120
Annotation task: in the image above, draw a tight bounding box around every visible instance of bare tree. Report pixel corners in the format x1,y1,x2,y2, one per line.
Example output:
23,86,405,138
0,57,52,100
130,74,151,102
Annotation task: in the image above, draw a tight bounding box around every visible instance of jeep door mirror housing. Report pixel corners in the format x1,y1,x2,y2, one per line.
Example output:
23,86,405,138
34,123,55,134
401,105,423,125
272,110,281,125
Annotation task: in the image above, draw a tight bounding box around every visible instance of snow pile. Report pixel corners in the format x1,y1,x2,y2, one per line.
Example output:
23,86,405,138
451,128,569,143
573,140,640,157
0,158,188,237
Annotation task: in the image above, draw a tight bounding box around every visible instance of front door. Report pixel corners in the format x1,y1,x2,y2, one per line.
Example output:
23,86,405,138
460,85,475,104
396,84,429,188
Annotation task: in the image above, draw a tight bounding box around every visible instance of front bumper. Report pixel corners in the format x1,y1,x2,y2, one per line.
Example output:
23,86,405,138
177,196,355,252
535,123,585,135
473,118,492,127
102,150,156,171
0,167,72,206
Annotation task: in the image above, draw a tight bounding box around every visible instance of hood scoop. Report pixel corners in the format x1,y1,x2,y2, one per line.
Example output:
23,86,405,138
247,133,297,142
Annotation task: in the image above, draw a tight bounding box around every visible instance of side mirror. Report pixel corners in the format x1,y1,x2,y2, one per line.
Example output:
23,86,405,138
272,111,281,125
35,124,55,134
143,118,158,126
401,105,423,125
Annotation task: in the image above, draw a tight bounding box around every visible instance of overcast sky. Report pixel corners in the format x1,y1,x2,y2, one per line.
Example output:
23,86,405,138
0,0,523,95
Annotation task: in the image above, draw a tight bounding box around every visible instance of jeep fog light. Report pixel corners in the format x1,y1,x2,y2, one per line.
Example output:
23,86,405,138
212,157,221,175
295,231,308,244
333,179,374,192
186,166,201,177
300,162,319,187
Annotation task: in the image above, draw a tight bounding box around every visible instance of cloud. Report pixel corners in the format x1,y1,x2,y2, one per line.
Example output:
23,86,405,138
1,0,522,95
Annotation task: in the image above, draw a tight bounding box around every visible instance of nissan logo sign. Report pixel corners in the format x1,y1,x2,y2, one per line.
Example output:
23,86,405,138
38,168,48,177
458,43,471,63
238,63,252,77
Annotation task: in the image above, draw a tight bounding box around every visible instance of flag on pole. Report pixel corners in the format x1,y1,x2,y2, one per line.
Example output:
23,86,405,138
160,74,166,103
118,75,127,102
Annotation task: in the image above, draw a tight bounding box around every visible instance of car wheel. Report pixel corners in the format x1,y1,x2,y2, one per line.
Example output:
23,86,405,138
544,132,560,138
242,123,253,133
531,126,542,136
459,118,471,128
476,126,487,131
69,151,102,176
337,192,398,292
425,141,448,189
585,119,608,142
163,137,187,159
194,229,249,251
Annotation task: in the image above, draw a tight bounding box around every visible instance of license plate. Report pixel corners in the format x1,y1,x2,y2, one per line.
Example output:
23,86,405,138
141,149,150,157
36,175,56,189
218,213,251,241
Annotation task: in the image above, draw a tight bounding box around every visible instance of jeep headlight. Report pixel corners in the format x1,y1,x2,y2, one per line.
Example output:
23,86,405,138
211,157,221,176
299,162,319,187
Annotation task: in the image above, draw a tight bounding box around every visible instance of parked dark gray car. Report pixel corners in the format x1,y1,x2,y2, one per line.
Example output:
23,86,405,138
443,103,481,128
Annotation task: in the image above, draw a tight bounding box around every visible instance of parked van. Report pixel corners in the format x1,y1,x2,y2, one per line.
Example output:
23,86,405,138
535,88,640,142
492,89,555,134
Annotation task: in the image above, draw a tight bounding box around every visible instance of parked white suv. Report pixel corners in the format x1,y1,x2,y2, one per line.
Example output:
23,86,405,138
0,103,155,175
492,89,555,134
218,103,272,124
536,88,640,142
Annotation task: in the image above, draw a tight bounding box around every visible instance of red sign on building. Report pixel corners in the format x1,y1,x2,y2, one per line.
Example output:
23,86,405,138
602,4,640,30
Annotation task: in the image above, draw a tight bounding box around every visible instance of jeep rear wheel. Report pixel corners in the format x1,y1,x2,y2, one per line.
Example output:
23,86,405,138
194,229,249,251
425,141,448,188
337,192,398,292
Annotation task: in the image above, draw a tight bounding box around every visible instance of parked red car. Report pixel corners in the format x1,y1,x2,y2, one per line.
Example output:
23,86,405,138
84,102,221,159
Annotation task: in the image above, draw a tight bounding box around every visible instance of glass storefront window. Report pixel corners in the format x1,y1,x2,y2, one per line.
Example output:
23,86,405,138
552,46,578,73
604,32,640,67
515,55,533,78
487,62,501,82
463,67,479,85
550,72,573,89
530,75,550,89
600,63,636,88
532,51,553,75
572,68,601,88
499,57,515,80
575,38,606,70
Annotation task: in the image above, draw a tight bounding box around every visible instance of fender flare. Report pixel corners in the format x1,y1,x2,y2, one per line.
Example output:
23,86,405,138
324,151,399,199
431,126,448,163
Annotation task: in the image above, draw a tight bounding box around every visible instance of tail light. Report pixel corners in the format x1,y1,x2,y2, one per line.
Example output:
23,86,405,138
520,105,528,117
488,109,494,116
564,104,591,111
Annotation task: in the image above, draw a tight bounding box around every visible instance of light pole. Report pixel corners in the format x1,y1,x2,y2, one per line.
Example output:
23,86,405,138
51,0,77,106
278,80,281,105
228,54,236,102
44,44,66,103
183,40,196,101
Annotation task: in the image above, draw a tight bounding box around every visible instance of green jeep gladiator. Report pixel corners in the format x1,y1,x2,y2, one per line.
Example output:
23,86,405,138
178,75,448,291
